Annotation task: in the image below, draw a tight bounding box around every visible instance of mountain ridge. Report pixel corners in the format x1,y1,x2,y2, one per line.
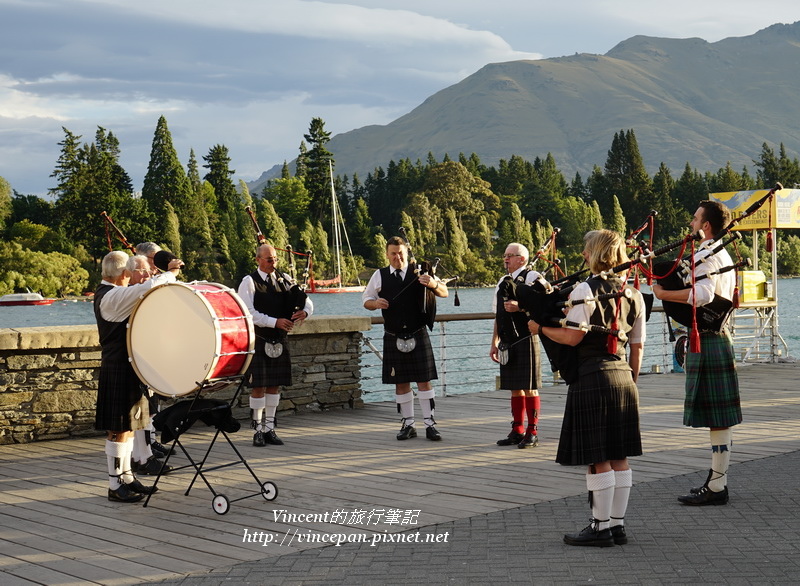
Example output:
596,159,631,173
249,21,800,193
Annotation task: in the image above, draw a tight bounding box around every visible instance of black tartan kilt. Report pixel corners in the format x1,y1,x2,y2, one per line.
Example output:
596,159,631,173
556,366,642,466
95,362,150,432
246,342,292,388
499,336,541,390
382,329,438,384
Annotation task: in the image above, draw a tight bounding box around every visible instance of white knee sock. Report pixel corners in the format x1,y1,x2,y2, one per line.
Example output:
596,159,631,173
586,471,616,530
121,438,135,484
417,389,435,427
709,429,732,492
132,429,153,465
250,396,266,431
611,469,633,527
106,440,126,490
264,394,280,431
396,392,414,427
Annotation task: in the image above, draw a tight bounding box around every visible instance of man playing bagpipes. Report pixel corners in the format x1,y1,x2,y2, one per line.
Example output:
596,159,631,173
489,242,544,449
362,236,448,441
238,243,313,447
652,200,741,506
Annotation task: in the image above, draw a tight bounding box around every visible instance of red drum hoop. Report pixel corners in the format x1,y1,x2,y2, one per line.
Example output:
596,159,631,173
127,281,254,397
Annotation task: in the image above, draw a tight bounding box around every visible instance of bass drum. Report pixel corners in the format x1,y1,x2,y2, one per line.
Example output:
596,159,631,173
128,281,254,397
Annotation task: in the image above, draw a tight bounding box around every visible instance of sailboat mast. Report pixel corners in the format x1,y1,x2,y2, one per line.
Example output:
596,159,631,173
329,161,344,284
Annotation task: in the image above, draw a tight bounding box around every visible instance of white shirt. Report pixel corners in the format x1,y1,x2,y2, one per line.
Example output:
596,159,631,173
238,269,314,329
362,264,408,303
99,272,177,322
688,246,735,306
565,280,646,345
491,266,542,313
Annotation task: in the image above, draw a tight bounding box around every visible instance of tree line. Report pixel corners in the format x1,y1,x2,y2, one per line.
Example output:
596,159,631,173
2,116,800,298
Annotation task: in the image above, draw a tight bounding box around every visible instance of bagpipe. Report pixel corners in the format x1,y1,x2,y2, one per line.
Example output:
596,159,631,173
394,227,444,330
245,206,308,317
100,211,137,254
649,182,782,333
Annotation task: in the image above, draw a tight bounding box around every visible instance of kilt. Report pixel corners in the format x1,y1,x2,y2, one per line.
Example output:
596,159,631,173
246,341,292,388
684,331,741,428
499,336,541,390
95,361,150,432
382,329,437,384
556,365,642,466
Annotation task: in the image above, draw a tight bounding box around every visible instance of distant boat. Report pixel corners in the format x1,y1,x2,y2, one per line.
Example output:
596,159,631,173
0,292,57,306
308,161,365,294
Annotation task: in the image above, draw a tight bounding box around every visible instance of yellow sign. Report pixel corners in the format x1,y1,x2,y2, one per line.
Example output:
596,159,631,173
710,188,800,229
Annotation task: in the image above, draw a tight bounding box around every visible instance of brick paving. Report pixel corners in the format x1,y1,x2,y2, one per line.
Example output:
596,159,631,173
152,450,800,585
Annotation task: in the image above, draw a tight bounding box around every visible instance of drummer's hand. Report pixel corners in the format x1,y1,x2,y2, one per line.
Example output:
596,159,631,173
504,300,520,312
651,284,664,299
527,319,541,335
168,258,184,273
419,274,432,287
276,318,294,332
489,344,500,363
291,310,307,324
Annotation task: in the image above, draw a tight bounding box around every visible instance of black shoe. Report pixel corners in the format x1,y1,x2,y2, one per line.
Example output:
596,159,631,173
151,441,175,458
517,432,539,449
108,484,145,503
563,520,614,547
425,426,442,441
264,430,284,445
124,478,158,495
497,431,524,446
133,455,173,476
397,425,417,440
253,431,266,447
610,525,628,545
678,485,729,506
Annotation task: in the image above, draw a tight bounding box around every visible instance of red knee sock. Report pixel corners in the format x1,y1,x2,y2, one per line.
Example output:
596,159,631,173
511,396,525,434
525,395,540,435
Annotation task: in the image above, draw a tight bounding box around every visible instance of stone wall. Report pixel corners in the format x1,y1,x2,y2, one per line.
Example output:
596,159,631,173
0,316,371,444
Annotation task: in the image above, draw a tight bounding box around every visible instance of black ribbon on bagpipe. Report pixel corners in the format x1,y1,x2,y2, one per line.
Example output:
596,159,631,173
245,205,308,311
650,182,782,332
395,227,438,330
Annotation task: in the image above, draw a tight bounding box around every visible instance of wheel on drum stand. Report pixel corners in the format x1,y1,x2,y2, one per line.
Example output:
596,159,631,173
212,494,230,515
261,481,278,501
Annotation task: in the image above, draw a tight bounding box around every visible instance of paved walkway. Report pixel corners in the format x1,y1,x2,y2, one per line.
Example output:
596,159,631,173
3,363,800,585
151,449,800,585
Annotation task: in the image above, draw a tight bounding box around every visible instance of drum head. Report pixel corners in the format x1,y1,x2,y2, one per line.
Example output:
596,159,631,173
128,282,222,397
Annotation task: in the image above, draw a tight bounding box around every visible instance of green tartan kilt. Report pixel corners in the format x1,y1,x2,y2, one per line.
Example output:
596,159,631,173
684,332,742,428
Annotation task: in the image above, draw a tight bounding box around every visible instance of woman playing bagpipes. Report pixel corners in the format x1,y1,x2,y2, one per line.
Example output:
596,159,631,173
527,229,646,548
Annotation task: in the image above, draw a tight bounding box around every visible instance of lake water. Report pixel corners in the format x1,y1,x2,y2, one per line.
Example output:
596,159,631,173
4,281,799,402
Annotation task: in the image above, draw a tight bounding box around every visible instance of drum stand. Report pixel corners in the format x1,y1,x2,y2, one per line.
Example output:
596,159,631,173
142,376,278,514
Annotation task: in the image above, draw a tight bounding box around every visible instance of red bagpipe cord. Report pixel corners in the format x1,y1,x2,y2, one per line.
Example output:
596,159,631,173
689,239,701,353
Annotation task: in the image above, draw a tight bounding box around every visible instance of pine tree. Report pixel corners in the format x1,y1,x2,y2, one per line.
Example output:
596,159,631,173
303,118,334,222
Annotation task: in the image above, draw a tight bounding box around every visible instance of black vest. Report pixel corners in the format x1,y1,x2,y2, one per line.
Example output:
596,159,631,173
93,284,129,364
379,264,426,334
575,276,642,368
496,269,532,344
251,270,296,341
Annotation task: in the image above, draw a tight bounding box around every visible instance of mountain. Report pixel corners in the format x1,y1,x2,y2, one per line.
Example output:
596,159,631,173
249,22,800,193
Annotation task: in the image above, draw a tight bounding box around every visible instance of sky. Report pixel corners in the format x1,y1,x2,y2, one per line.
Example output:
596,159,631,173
1,0,798,197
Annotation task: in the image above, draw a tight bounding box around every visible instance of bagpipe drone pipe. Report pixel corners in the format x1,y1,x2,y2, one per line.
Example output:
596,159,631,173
650,182,782,331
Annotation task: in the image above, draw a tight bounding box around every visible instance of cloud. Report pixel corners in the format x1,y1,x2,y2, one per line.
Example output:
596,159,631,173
0,0,797,195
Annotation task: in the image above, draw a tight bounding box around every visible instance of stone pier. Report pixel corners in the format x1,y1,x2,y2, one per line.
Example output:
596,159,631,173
0,315,371,444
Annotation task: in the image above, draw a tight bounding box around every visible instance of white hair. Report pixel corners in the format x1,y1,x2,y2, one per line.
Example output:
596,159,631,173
126,255,149,271
135,242,161,256
101,251,130,280
508,242,529,263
